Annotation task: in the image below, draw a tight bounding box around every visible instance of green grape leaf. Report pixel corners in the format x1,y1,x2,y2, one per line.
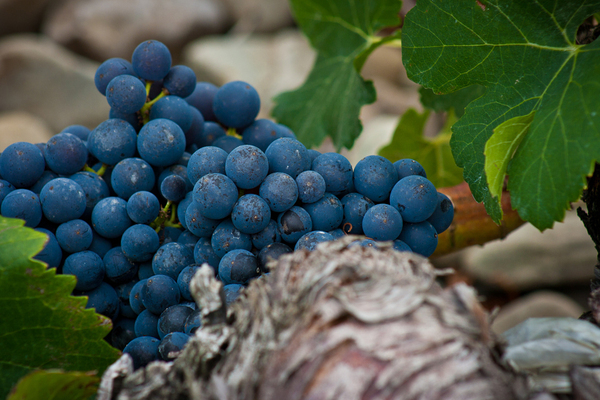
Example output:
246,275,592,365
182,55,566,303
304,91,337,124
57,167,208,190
272,0,403,150
402,0,600,230
379,108,464,188
0,217,120,398
419,85,485,118
7,370,98,400
485,112,536,201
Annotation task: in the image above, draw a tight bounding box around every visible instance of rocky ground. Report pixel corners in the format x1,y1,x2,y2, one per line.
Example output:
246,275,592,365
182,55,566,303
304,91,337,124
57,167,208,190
0,0,594,334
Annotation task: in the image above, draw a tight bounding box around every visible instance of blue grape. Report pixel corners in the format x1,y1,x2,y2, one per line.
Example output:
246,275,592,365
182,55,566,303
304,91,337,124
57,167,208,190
131,40,172,81
312,153,353,196
392,240,412,253
340,193,374,235
259,172,298,213
302,193,343,232
188,146,228,183
157,164,193,193
0,180,15,202
251,219,280,250
121,224,160,263
296,170,326,204
30,171,58,195
149,96,194,132
40,178,86,224
127,191,160,224
427,192,454,234
328,229,345,239
223,283,243,305
87,119,138,165
160,175,187,202
138,262,154,281
185,82,218,122
157,304,193,339
109,108,142,132
178,230,199,252
33,228,62,269
111,158,156,200
158,332,190,361
394,159,427,179
295,231,335,251
123,336,160,370
137,119,186,167
44,133,88,175
225,145,269,189
277,206,312,244
63,251,105,291
88,231,113,259
192,173,238,219
104,246,139,284
177,192,194,230
275,123,296,139
348,239,379,248
60,124,91,141
211,219,252,258
307,149,321,164
242,119,280,152
129,279,147,315
163,65,196,98
152,242,194,280
142,274,181,315
257,242,291,272
231,194,271,234
212,135,244,153
1,189,42,227
397,221,438,257
134,310,160,338
389,175,438,223
218,249,260,285
91,197,132,239
56,219,93,253
0,142,45,188
184,107,205,149
265,138,309,179
362,204,403,241
184,309,202,335
110,317,136,350
177,266,200,301
83,282,120,320
184,200,221,238
193,237,220,270
106,75,146,114
353,155,398,202
95,57,135,95
69,171,110,219
196,122,226,148
213,81,260,128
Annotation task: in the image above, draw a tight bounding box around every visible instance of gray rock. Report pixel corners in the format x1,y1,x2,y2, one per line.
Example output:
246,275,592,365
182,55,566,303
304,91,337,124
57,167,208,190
182,29,316,118
491,291,584,334
42,0,232,62
0,0,54,35
222,0,294,33
0,111,54,151
461,208,596,291
0,35,109,133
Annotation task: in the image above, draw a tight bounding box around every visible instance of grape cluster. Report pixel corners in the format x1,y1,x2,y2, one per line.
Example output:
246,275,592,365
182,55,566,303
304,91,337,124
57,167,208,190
0,40,453,369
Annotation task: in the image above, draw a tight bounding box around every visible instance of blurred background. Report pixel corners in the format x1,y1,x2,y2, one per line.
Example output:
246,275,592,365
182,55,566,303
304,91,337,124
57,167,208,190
0,0,594,334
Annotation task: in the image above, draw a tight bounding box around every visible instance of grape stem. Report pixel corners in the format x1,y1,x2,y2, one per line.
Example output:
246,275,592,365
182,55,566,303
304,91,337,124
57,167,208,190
82,163,107,176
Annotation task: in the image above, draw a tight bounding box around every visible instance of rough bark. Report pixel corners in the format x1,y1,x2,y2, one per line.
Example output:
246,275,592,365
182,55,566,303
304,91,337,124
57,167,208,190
99,236,528,400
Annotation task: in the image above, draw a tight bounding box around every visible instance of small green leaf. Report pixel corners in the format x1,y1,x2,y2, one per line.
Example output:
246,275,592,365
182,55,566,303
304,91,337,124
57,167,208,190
0,216,120,398
419,85,485,118
379,108,463,188
403,0,600,229
7,370,98,400
485,112,535,202
272,0,403,150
